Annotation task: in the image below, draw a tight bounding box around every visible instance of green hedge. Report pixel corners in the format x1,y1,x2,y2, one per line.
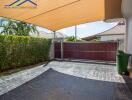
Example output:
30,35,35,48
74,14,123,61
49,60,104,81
0,35,51,71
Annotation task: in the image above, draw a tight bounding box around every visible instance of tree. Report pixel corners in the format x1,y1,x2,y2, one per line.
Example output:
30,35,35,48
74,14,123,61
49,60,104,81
0,18,38,36
65,36,80,42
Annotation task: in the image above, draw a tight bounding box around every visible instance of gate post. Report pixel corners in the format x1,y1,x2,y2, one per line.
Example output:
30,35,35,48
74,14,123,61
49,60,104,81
61,38,64,60
53,31,56,59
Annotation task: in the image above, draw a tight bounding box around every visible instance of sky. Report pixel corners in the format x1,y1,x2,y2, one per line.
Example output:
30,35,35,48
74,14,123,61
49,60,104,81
0,17,118,38
38,21,118,38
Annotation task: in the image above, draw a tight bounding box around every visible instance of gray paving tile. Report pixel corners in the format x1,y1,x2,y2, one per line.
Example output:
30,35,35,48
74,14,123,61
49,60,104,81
0,69,131,100
0,61,131,100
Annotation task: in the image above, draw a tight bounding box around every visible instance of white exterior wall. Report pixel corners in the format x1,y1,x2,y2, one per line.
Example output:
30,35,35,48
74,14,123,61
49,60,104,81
122,0,132,66
100,35,124,41
122,0,132,54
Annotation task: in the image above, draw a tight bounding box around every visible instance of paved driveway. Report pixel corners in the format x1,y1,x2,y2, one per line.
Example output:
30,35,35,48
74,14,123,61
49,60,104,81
0,61,132,100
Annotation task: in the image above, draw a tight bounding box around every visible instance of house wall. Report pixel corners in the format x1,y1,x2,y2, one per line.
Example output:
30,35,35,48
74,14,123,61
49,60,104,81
100,35,124,41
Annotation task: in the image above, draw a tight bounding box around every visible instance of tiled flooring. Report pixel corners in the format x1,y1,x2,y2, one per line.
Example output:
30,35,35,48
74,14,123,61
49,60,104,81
0,61,132,100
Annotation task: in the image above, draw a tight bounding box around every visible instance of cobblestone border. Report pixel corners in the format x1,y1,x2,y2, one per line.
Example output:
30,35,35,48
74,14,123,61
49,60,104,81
0,61,124,96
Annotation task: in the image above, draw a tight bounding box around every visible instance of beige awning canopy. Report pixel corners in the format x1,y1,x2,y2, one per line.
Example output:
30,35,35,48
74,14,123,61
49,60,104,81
0,0,122,31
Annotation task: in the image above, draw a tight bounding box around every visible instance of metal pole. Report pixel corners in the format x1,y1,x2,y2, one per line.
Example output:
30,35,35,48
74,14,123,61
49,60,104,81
61,38,64,60
53,31,56,59
53,31,56,39
75,25,77,42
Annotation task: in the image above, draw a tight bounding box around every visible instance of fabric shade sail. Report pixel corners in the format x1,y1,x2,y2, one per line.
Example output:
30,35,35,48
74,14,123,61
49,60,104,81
0,0,122,31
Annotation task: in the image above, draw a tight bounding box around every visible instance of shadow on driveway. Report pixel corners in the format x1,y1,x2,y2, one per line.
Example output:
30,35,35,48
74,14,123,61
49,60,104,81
0,68,132,100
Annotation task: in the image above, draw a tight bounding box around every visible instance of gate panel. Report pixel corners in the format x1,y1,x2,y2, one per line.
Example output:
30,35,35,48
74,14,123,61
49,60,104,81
54,43,61,58
54,42,118,61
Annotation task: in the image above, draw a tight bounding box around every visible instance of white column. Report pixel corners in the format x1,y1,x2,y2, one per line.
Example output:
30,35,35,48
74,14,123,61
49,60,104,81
122,0,132,66
122,0,132,54
126,18,132,54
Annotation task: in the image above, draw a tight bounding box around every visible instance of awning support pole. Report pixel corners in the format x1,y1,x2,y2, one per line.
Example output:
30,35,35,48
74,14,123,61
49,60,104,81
75,25,77,42
53,31,56,39
53,31,56,59
61,38,64,60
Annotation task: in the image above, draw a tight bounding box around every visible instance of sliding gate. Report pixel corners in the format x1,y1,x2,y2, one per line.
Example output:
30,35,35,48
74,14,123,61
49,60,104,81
54,42,118,61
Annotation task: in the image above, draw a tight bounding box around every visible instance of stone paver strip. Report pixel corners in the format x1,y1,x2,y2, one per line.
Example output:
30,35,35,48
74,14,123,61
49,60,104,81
0,61,129,97
0,64,50,95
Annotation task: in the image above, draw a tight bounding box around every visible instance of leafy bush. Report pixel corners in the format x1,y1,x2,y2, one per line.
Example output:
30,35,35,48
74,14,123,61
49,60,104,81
65,36,80,42
0,35,51,71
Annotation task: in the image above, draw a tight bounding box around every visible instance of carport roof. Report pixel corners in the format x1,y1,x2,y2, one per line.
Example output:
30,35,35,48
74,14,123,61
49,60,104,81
0,0,122,31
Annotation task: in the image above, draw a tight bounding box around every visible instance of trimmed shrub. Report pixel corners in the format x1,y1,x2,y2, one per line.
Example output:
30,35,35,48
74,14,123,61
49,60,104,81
0,35,51,71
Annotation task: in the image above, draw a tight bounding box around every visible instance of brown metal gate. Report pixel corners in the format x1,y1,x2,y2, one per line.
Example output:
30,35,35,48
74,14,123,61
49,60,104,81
54,42,118,61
